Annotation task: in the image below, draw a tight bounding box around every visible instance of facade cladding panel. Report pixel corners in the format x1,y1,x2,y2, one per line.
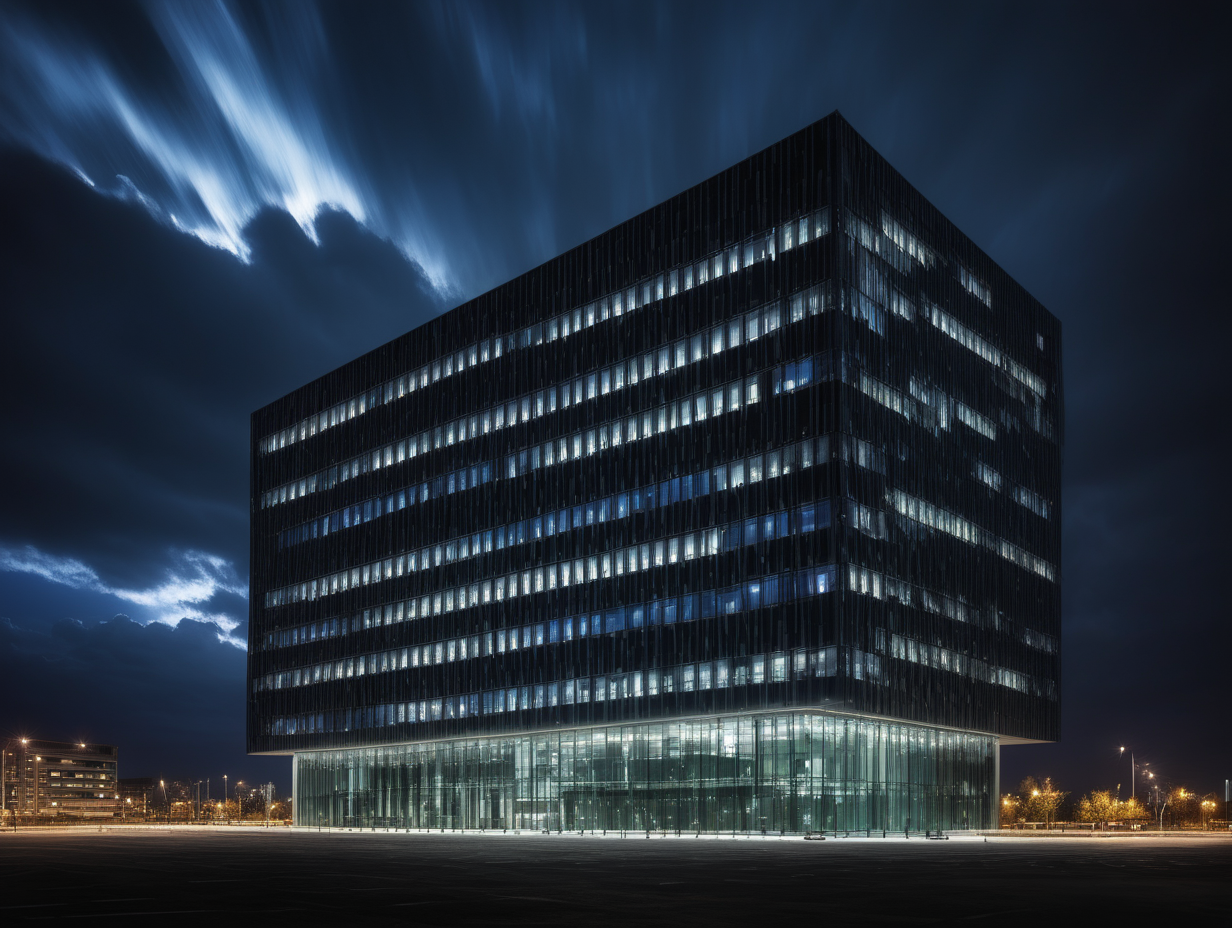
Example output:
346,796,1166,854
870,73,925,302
248,113,1062,832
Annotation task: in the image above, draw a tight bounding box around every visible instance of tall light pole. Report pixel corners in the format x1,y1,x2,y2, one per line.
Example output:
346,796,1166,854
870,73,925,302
223,775,228,823
1147,771,1158,828
1120,747,1135,802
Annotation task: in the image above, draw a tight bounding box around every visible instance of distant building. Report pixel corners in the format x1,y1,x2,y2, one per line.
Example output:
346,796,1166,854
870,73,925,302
3,739,120,818
119,778,207,820
249,112,1062,833
119,777,155,817
164,779,205,820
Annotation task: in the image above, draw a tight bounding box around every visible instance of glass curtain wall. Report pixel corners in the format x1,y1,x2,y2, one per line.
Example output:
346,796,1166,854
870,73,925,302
295,712,994,833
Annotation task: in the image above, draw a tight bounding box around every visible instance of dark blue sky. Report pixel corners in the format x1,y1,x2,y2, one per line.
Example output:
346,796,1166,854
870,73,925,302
0,1,1227,799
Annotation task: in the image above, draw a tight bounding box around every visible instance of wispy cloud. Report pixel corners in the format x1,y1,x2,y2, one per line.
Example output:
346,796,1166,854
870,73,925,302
0,546,100,590
0,545,247,647
0,1,452,293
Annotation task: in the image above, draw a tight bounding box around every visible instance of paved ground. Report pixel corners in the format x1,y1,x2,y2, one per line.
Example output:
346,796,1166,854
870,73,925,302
0,828,1229,924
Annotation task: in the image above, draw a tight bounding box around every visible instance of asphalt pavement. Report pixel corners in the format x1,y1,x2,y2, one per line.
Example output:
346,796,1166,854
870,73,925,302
0,828,1228,924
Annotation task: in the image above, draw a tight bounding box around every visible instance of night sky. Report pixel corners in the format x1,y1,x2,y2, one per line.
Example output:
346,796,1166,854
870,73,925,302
1,1,1227,800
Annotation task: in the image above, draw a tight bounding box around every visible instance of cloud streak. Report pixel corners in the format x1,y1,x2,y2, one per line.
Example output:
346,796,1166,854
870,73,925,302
0,1,453,292
0,544,247,645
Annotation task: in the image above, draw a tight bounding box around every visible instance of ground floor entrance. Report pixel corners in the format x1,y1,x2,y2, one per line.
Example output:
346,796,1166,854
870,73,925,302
293,712,996,833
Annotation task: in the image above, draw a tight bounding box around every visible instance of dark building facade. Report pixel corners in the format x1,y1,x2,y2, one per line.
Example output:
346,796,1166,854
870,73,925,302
3,739,120,818
248,113,1062,833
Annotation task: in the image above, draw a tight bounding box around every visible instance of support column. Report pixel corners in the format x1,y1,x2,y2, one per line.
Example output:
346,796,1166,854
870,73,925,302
994,739,1001,830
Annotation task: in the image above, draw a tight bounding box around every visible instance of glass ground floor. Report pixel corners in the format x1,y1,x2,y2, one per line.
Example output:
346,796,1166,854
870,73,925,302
293,712,997,833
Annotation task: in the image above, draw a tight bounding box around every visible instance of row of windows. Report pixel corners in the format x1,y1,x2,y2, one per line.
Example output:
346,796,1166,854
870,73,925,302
841,434,886,474
518,206,830,361
851,287,888,336
258,209,832,456
845,211,1050,419
261,625,1056,740
255,563,838,694
259,558,836,692
887,489,1056,581
497,372,766,479
279,461,496,548
956,264,993,308
261,436,835,651
265,433,1052,623
890,634,1054,699
1011,484,1052,520
263,492,1056,661
845,274,1049,448
256,545,1058,700
266,358,763,527
261,282,830,510
973,461,1052,520
928,304,1046,397
929,303,1001,370
266,368,781,599
772,357,818,395
853,204,983,307
848,230,918,332
878,211,935,269
974,461,1001,491
846,498,888,540
46,771,109,778
848,564,1057,655
282,434,827,564
262,645,842,737
264,491,829,617
851,369,997,444
908,376,999,441
847,210,934,275
262,359,825,608
258,337,507,456
482,647,855,716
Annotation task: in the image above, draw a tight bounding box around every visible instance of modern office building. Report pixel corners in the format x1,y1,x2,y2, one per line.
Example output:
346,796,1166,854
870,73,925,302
2,739,121,818
248,112,1062,833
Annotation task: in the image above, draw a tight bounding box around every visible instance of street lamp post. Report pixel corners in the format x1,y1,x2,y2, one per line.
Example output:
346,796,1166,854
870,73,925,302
1146,772,1159,830
223,775,228,824
1119,747,1135,802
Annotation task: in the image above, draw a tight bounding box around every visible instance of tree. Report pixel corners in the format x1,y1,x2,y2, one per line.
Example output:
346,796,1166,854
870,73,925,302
269,799,292,822
1077,790,1119,823
1000,794,1021,828
1019,777,1067,829
1076,790,1147,824
1166,788,1198,827
1120,797,1148,822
